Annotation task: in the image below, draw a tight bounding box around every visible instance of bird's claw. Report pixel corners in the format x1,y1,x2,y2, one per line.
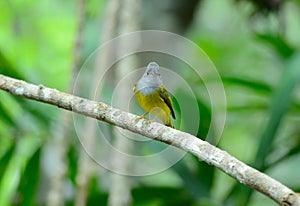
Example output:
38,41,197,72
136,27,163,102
134,112,157,124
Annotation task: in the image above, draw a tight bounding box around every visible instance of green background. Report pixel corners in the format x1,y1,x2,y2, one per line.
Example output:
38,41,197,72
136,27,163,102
0,0,300,205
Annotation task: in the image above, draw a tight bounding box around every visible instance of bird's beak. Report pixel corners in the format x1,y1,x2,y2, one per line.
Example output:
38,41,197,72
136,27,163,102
152,72,160,77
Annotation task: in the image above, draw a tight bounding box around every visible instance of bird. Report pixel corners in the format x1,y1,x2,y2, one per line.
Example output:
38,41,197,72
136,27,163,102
133,62,176,128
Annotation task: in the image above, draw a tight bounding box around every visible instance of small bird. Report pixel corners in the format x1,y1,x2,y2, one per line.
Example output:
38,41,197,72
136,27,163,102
133,62,176,128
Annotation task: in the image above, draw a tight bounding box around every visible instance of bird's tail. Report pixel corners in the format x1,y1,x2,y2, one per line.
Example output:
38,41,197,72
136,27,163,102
154,108,174,128
165,117,174,128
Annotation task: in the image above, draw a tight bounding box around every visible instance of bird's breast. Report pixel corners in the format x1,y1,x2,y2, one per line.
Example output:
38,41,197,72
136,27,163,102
138,86,159,95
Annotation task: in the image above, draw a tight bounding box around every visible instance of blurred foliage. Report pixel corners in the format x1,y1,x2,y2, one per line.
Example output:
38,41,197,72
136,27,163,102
237,0,283,13
1,0,300,206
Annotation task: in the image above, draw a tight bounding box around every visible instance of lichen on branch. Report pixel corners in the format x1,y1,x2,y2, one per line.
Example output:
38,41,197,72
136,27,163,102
0,74,299,206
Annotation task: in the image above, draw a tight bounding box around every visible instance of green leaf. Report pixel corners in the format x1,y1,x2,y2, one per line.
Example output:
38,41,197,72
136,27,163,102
0,103,15,126
0,51,24,80
256,33,294,59
222,76,272,93
18,148,41,206
255,51,300,170
267,136,300,167
224,51,300,205
0,136,41,206
0,144,15,184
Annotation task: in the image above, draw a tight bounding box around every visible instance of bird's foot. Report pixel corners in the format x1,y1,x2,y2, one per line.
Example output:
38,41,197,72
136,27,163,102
135,112,149,122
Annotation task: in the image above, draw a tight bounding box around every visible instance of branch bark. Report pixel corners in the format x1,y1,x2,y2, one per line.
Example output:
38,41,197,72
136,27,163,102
0,74,299,206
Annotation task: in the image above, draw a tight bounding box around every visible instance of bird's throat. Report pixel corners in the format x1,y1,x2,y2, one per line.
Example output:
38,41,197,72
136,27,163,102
138,86,159,95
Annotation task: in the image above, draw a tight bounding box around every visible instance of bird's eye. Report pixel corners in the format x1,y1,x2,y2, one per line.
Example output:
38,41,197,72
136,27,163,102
146,72,149,75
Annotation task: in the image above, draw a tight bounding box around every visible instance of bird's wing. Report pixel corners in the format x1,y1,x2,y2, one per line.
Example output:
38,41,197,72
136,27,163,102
159,86,176,119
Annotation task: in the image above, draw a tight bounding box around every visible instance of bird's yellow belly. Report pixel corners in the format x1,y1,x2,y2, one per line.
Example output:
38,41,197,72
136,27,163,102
135,90,170,117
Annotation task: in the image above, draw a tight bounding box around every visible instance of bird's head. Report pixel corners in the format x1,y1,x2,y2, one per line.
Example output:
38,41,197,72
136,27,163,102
144,62,161,78
137,62,163,90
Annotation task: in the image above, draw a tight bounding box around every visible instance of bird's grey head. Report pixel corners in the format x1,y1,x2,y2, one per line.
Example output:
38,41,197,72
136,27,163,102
137,62,163,93
143,62,161,78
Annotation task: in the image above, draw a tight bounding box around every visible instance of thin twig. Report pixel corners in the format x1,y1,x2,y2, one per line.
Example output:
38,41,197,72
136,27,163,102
0,74,299,206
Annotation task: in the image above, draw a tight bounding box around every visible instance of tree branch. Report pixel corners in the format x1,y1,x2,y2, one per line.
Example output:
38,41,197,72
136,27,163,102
0,74,299,206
